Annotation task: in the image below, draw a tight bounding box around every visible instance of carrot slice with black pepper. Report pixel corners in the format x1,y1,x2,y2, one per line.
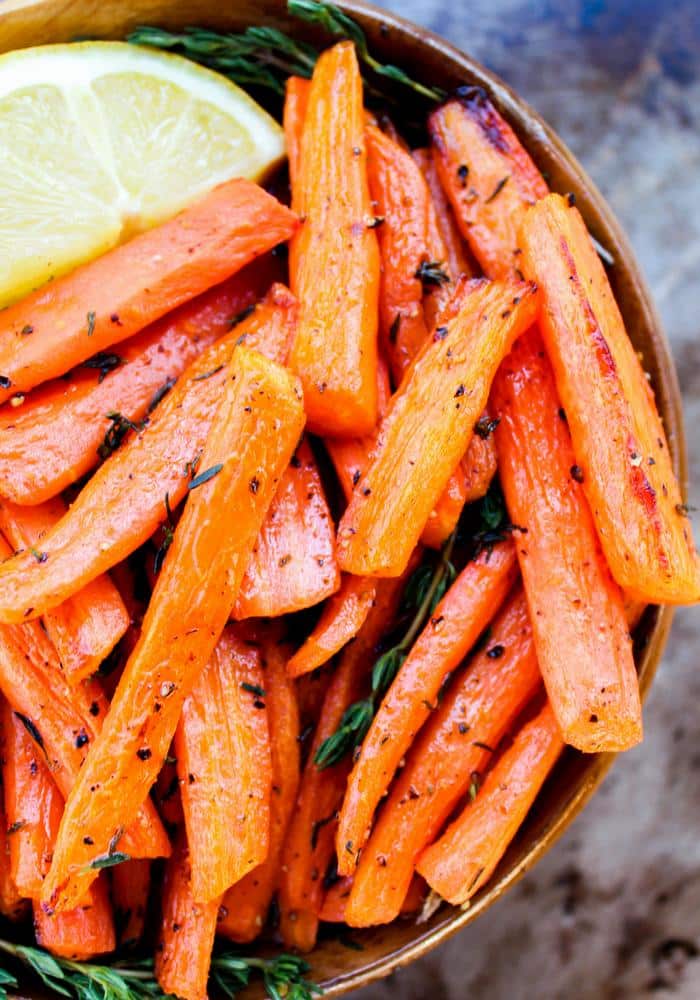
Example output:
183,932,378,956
34,877,115,959
412,147,476,286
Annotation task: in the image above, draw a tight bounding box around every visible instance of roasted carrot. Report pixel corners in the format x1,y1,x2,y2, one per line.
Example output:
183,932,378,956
111,859,151,948
155,837,220,1000
233,438,339,619
336,278,539,577
344,587,541,926
0,800,25,922
0,285,297,624
521,194,699,603
34,878,115,959
287,575,377,678
289,41,380,436
0,179,297,404
284,76,310,188
336,541,517,875
493,331,641,750
421,431,499,549
43,347,304,912
412,147,475,286
175,627,272,904
0,260,277,506
0,497,129,682
319,873,427,922
219,639,300,943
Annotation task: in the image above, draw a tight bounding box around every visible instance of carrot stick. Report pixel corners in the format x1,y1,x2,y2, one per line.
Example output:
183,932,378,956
155,837,220,1000
421,431,498,549
413,146,475,276
284,76,310,189
287,575,377,678
0,791,25,921
0,179,297,403
319,873,427,922
233,438,339,619
34,878,115,959
417,700,563,903
111,858,151,948
336,541,517,875
0,285,297,624
521,194,700,604
43,346,304,912
344,587,542,926
0,261,277,507
289,41,380,436
175,626,272,904
493,331,642,750
0,497,129,683
336,278,539,577
218,638,300,943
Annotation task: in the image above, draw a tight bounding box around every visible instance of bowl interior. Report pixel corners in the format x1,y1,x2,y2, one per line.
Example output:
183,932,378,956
0,0,684,996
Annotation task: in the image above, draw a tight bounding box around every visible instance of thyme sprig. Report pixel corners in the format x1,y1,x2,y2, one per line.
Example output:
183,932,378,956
314,533,456,768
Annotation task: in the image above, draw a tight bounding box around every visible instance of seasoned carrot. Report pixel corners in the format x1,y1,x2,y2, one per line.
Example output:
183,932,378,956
417,700,562,903
344,588,541,926
336,278,539,577
0,497,129,682
34,878,115,959
0,179,297,404
521,194,700,604
175,627,272,904
0,259,277,506
233,438,339,619
43,347,304,912
289,42,380,436
284,76,310,188
421,431,498,549
319,874,427,922
155,838,220,1000
111,859,151,948
287,575,377,678
219,639,300,943
0,797,25,921
461,430,499,502
412,147,475,284
336,541,517,875
0,285,297,623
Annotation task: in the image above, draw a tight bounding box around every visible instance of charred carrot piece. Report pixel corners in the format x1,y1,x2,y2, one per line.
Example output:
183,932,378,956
219,639,300,943
43,347,304,912
175,626,272,903
284,76,310,189
111,858,151,948
289,42,380,436
0,497,129,683
0,179,297,403
412,147,476,285
493,331,641,750
336,278,539,577
521,194,699,604
34,877,115,959
287,575,377,679
336,541,517,875
344,588,542,926
155,837,220,1000
233,438,339,619
0,285,297,623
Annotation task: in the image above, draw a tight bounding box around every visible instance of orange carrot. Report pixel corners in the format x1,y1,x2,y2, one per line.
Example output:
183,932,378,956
43,347,304,912
175,627,272,904
421,431,498,549
417,700,563,903
521,194,700,604
0,497,129,682
34,878,115,959
336,541,517,875
0,803,25,922
111,859,151,948
0,285,297,624
412,147,476,285
219,639,300,943
155,837,220,1000
344,587,541,926
233,438,339,619
289,42,380,436
493,331,642,750
318,876,353,922
0,179,297,403
287,575,377,678
284,76,310,188
336,278,539,577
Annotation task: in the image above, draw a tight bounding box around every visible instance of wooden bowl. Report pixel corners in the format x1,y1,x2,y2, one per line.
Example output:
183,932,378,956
0,0,685,995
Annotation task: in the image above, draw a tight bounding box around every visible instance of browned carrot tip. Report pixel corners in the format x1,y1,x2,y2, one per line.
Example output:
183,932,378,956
34,877,116,960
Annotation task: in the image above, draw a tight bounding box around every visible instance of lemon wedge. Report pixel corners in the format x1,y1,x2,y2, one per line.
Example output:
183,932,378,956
0,41,285,307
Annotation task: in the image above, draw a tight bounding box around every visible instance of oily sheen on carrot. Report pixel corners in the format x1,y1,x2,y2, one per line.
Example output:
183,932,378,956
336,278,539,576
283,75,310,189
336,541,517,874
493,332,642,750
0,179,297,403
0,286,296,623
219,639,300,943
0,497,129,683
344,588,542,926
111,859,151,948
289,41,380,436
521,194,699,604
43,347,304,912
417,700,563,904
175,627,272,904
34,878,115,960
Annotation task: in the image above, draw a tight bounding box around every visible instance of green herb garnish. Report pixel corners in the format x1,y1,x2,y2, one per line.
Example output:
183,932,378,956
86,311,96,337
187,463,223,491
98,412,144,460
415,259,450,289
